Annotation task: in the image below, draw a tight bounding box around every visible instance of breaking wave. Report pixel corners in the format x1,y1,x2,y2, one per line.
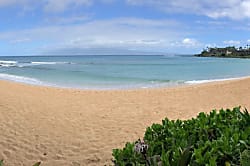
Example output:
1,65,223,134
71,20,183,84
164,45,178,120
0,73,44,85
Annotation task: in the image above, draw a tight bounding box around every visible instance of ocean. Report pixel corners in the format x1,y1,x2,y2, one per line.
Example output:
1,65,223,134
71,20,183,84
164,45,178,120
0,55,250,90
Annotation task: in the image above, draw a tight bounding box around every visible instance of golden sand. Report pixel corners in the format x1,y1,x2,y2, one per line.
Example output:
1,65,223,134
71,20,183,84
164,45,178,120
0,78,250,165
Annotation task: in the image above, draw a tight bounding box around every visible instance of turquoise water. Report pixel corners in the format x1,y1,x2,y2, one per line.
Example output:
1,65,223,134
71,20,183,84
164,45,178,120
1,55,250,89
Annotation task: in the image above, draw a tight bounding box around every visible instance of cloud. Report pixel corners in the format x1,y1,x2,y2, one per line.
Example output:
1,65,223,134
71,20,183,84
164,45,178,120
181,38,200,47
0,0,93,13
44,15,91,24
9,38,31,44
0,18,183,54
44,0,92,13
182,38,195,45
2,0,250,19
0,0,116,13
100,0,115,3
126,0,250,20
0,0,27,7
223,40,241,45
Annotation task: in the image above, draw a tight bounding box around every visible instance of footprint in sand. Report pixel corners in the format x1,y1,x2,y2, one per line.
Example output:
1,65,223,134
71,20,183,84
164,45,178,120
2,150,12,158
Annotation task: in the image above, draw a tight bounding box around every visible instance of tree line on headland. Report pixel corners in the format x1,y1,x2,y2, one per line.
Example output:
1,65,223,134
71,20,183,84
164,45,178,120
195,45,250,58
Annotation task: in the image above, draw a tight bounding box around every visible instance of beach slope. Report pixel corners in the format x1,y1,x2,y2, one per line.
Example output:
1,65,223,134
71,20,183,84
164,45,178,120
0,78,250,165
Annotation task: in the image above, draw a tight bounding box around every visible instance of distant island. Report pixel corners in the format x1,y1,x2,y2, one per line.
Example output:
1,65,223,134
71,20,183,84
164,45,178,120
195,45,250,58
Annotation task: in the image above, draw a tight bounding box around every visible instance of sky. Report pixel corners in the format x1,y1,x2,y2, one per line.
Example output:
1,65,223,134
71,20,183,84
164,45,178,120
0,0,250,56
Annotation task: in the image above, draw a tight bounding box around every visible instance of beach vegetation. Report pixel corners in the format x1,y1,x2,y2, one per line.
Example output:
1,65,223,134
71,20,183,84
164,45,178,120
112,107,250,165
195,45,250,58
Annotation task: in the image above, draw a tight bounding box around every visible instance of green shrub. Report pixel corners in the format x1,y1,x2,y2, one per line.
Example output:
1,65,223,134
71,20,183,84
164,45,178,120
112,107,250,165
241,149,250,166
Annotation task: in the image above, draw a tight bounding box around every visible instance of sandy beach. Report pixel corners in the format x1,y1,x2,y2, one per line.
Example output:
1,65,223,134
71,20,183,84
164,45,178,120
0,78,250,165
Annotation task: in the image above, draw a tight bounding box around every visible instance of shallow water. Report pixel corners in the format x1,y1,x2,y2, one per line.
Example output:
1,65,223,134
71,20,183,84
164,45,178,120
1,55,250,89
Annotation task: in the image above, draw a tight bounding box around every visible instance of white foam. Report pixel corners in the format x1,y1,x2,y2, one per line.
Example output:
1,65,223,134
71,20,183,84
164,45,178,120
31,61,57,65
0,73,43,85
0,60,17,64
0,64,16,67
0,60,18,67
31,61,70,65
185,77,246,84
0,61,72,68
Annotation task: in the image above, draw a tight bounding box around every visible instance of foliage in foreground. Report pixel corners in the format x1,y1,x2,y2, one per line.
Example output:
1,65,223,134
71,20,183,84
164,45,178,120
113,107,250,165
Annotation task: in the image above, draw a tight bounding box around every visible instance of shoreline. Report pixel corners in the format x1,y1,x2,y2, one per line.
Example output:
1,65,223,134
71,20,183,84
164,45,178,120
0,74,250,91
0,78,250,165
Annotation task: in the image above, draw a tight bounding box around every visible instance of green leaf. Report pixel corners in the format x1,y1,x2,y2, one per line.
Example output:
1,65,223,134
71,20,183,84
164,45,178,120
225,161,231,166
178,146,193,166
33,162,41,166
209,157,217,166
240,150,250,166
